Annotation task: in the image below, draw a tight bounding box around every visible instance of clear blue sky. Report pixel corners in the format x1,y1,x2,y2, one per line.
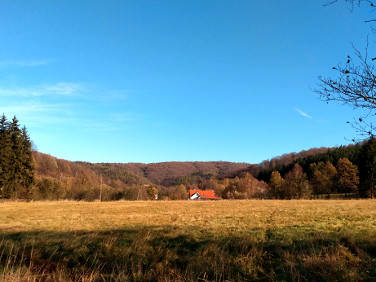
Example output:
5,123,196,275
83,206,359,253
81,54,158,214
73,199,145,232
0,1,374,164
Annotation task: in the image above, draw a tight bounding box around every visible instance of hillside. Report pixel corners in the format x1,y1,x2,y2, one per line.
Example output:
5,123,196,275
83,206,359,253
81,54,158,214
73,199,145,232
32,144,351,190
33,152,251,186
29,140,372,201
98,161,252,186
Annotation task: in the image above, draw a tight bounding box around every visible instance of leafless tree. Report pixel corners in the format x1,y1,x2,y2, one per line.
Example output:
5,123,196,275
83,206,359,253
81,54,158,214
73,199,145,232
315,0,376,139
315,43,376,139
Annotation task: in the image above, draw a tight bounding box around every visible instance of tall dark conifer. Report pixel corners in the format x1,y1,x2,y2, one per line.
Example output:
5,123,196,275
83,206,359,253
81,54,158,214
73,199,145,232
8,116,23,198
0,114,34,198
359,138,376,198
0,114,12,198
19,126,34,197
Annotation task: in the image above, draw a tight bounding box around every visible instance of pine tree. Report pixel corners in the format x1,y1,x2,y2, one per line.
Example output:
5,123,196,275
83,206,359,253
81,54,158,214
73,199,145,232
0,114,34,199
8,116,23,198
19,126,34,198
0,114,12,198
359,138,376,198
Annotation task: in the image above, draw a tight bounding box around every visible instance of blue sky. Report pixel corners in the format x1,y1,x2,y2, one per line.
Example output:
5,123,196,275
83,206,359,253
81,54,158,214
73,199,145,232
0,1,374,164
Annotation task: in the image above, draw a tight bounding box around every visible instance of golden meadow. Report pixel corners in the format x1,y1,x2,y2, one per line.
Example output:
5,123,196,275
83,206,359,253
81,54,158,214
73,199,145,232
1,200,376,281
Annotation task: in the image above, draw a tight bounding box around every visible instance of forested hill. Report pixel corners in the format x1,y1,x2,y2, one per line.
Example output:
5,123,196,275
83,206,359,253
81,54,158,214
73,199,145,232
255,143,363,182
3,114,374,201
33,152,251,187
29,140,374,201
87,161,253,186
33,144,357,189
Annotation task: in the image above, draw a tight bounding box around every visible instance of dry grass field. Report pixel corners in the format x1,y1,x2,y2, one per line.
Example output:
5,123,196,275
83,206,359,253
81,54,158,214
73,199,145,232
0,200,376,281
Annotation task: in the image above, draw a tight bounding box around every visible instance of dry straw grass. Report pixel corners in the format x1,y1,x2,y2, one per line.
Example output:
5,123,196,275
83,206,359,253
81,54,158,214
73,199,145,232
0,200,375,281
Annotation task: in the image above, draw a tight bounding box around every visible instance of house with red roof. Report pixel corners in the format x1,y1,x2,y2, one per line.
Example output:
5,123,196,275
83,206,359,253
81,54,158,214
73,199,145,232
189,189,220,200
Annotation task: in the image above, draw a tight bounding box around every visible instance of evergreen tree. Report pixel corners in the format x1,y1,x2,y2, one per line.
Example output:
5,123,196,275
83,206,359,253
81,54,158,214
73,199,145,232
8,116,23,198
0,114,34,199
0,114,12,198
19,126,34,198
359,138,376,198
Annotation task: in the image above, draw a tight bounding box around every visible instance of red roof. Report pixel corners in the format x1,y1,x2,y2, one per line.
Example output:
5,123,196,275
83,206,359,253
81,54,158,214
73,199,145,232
189,190,220,200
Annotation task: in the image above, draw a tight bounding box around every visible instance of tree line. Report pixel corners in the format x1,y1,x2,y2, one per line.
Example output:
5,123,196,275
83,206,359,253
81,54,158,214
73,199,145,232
268,159,357,199
254,139,376,199
1,115,376,201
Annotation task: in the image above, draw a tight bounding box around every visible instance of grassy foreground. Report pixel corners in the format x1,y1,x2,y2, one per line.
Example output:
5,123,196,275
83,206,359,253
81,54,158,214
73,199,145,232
0,200,375,281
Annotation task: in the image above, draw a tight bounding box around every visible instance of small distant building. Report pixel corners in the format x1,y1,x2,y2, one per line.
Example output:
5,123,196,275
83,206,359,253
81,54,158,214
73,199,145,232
189,189,220,200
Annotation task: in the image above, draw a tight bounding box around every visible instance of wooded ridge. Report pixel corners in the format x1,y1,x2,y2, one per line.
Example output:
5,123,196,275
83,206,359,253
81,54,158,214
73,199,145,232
2,114,376,201
30,140,373,200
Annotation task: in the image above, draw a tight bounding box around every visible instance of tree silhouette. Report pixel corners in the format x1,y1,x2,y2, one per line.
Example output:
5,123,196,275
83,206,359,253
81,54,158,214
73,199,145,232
358,137,376,197
316,0,376,138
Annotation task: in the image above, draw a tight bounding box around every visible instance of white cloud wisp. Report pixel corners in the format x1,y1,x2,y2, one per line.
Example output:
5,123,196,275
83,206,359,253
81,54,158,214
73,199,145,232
0,83,85,97
295,107,313,120
0,59,54,68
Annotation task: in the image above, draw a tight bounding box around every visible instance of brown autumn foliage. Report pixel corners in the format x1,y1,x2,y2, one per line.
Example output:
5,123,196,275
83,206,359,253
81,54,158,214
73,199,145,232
30,141,366,201
310,161,337,198
336,157,359,194
31,152,252,200
112,161,251,186
283,164,311,199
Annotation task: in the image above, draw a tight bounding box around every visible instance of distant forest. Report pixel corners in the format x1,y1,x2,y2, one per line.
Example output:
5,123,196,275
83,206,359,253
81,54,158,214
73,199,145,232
1,115,376,201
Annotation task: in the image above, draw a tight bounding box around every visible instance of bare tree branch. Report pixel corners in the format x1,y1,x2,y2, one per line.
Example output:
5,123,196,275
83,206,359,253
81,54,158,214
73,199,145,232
324,0,375,11
315,41,376,137
317,1,376,138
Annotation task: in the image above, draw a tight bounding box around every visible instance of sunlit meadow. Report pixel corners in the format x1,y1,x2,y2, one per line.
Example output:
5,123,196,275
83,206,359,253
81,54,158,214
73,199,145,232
0,200,375,281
